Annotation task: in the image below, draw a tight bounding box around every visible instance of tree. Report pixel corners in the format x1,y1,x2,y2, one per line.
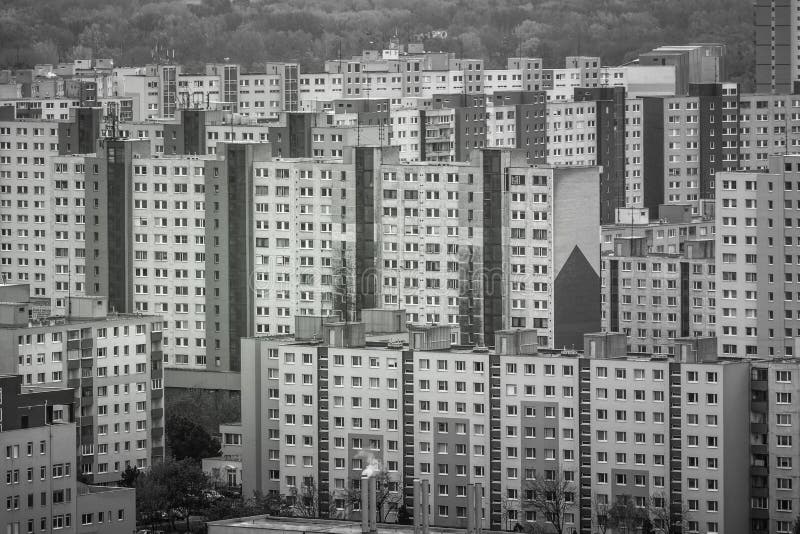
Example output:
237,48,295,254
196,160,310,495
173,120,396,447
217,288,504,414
522,465,576,534
288,477,320,518
592,495,610,534
204,491,291,522
397,504,411,525
345,464,404,523
166,414,221,461
513,20,546,57
607,495,647,534
166,387,240,436
647,492,691,534
134,458,210,531
120,465,140,488
793,515,800,534
501,497,520,531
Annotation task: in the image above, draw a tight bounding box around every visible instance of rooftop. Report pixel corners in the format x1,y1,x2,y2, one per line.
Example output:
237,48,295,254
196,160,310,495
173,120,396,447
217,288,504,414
208,516,464,534
0,311,163,329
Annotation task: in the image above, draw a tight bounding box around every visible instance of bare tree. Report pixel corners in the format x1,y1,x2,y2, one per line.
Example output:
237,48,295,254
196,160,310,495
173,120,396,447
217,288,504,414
647,492,691,534
522,464,576,534
500,497,520,531
288,477,320,518
345,466,404,523
592,495,610,534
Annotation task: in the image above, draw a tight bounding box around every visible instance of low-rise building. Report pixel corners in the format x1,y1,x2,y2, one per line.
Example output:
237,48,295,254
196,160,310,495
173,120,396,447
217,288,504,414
203,423,243,489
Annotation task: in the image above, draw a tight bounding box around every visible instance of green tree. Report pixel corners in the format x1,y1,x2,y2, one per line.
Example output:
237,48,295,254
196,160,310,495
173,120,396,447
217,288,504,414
606,495,647,534
166,414,221,461
134,458,210,531
120,465,140,488
166,388,240,436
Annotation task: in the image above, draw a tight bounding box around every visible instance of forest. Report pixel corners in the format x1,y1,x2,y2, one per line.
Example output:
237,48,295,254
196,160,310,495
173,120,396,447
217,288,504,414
0,0,754,88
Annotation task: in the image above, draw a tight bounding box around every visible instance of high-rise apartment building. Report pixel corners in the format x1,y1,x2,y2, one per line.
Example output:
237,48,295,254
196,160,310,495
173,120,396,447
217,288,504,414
0,109,99,310
201,143,599,371
749,359,800,534
755,0,800,94
0,286,165,484
601,206,717,354
662,84,723,212
84,139,212,369
241,325,750,534
716,154,800,357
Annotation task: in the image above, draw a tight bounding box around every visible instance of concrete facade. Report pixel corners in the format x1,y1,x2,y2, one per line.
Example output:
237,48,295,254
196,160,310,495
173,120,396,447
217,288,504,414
241,327,753,534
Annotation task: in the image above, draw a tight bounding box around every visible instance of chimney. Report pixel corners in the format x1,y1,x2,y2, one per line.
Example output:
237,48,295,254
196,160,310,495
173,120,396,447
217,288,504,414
413,479,430,534
466,483,482,534
361,475,377,534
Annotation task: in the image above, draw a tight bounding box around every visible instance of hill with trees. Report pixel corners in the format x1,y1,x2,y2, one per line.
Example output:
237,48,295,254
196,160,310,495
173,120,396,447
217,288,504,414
0,0,754,88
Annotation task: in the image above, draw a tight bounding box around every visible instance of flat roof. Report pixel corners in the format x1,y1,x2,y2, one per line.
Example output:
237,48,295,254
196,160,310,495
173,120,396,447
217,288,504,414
208,516,465,534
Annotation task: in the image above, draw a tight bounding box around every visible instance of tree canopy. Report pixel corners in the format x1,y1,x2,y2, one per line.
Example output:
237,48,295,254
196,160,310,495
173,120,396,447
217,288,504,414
0,0,753,88
165,413,221,461
135,457,209,531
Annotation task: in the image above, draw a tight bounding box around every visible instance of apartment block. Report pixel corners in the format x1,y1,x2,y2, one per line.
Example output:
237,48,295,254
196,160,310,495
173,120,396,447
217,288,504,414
0,287,165,484
0,119,63,298
601,206,717,354
1,374,77,533
754,0,800,94
0,374,136,534
749,359,800,534
242,322,751,534
736,92,800,171
0,109,100,310
197,143,599,372
716,154,800,357
84,139,212,369
662,85,723,212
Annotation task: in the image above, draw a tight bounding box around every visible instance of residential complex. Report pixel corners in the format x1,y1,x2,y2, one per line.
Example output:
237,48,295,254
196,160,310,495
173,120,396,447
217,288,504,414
2,20,800,534
241,321,760,534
